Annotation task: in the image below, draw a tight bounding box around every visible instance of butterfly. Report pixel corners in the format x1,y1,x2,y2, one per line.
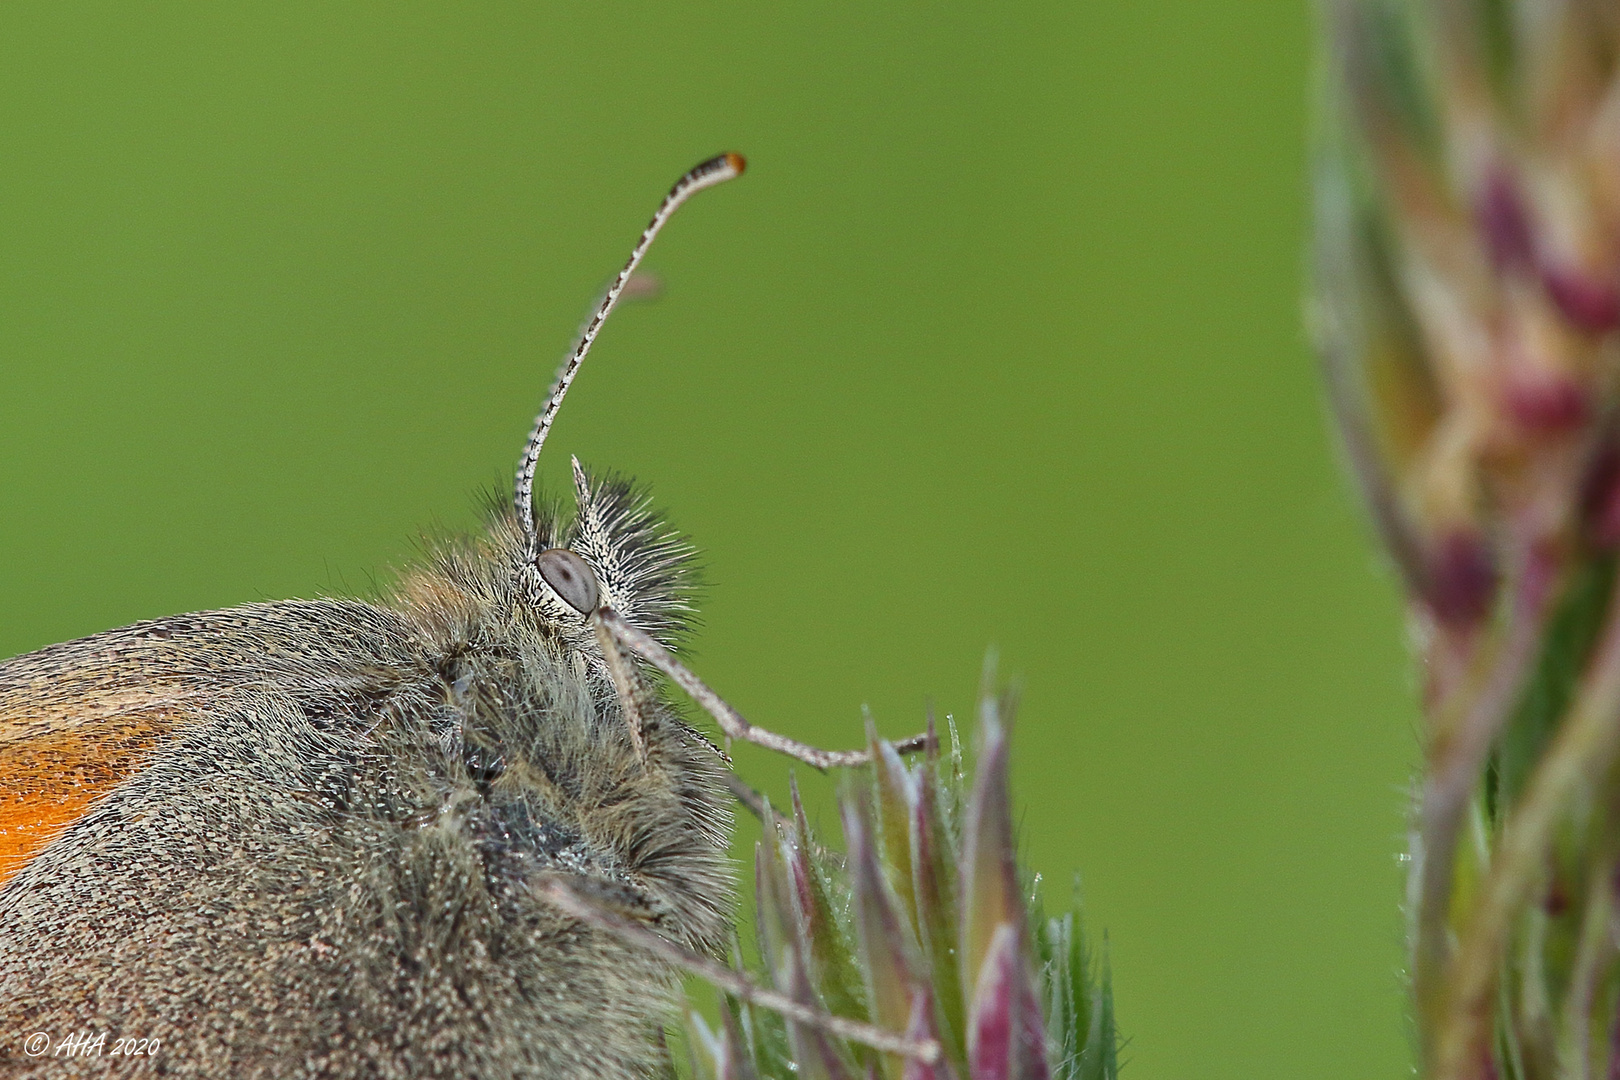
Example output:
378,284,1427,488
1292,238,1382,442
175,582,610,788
0,154,929,1079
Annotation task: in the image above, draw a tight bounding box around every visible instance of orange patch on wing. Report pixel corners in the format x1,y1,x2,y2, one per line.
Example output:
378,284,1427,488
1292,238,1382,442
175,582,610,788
0,713,177,886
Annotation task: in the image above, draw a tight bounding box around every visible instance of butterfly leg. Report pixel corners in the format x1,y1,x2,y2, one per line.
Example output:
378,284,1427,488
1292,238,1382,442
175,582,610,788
536,547,927,770
536,874,939,1063
599,606,920,769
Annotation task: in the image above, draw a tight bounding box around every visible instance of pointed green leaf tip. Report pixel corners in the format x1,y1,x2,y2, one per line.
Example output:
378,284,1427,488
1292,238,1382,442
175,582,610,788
912,721,969,1068
1034,903,1117,1080
870,716,921,936
754,802,794,983
792,775,869,1029
845,793,922,1080
960,688,1025,1000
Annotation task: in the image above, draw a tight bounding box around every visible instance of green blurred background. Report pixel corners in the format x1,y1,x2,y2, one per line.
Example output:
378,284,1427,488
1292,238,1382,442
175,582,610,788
0,3,1416,1076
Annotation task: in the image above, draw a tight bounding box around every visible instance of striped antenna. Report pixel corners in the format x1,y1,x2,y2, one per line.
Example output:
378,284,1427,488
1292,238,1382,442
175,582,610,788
514,153,746,557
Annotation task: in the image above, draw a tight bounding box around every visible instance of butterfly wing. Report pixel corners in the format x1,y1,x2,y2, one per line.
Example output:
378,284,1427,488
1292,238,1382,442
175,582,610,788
0,600,420,885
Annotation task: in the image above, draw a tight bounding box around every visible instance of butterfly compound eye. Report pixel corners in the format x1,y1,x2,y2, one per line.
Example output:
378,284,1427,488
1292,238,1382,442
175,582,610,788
536,548,601,615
